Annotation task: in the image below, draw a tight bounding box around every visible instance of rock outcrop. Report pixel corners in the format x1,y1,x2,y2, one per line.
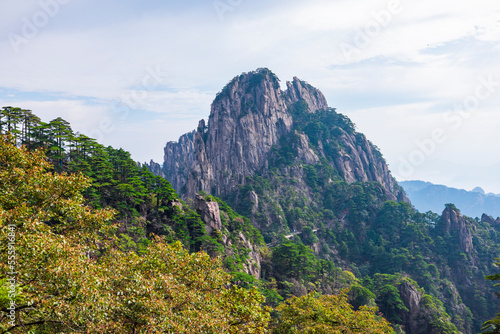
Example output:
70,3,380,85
397,280,428,333
194,194,261,278
481,213,500,225
285,76,328,113
397,280,458,334
333,131,407,202
295,132,320,164
438,206,474,254
157,68,408,203
194,194,222,235
163,130,196,192
145,160,164,178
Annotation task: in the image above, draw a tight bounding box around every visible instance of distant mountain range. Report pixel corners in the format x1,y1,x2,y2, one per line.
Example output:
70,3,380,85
400,180,500,218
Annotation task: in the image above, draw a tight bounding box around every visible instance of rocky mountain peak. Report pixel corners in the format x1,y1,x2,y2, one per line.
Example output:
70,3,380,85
285,76,328,112
184,69,293,198
481,213,500,224
158,68,408,206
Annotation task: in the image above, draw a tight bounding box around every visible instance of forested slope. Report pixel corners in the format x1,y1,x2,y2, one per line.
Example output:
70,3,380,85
0,107,395,333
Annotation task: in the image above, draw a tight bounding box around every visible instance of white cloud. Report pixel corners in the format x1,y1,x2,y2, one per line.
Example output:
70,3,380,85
350,103,500,192
105,117,200,163
0,99,111,131
119,90,214,117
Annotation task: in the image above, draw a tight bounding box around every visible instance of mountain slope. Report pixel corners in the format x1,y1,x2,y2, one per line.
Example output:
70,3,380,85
151,69,500,333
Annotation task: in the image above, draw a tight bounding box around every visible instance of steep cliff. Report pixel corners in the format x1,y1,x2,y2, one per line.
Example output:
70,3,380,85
159,68,407,205
163,130,196,192
285,76,328,112
396,279,459,334
181,69,294,198
433,205,497,332
437,206,474,255
145,160,164,178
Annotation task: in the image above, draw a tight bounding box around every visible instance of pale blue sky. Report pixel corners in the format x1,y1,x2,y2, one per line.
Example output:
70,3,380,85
1,0,500,193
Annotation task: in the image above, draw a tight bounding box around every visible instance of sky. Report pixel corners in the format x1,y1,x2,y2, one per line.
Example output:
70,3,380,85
1,0,500,193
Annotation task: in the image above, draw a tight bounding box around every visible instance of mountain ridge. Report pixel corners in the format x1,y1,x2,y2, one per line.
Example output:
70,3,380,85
400,180,500,218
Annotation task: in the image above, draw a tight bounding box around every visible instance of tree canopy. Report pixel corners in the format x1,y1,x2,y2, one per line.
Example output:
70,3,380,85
0,135,270,333
272,290,393,333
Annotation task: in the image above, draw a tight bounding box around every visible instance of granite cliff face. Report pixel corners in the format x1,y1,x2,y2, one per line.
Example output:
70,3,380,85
285,76,328,113
397,280,459,334
438,206,474,255
186,70,293,198
331,131,404,201
145,160,164,178
159,68,407,204
194,194,222,235
163,130,196,193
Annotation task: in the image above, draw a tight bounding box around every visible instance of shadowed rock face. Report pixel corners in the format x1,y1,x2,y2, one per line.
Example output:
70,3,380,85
398,281,426,333
439,207,474,255
163,130,196,193
145,160,164,178
159,68,408,203
397,281,460,334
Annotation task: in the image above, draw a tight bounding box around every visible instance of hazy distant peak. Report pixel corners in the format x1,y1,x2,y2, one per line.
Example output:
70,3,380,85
471,187,485,194
400,180,500,218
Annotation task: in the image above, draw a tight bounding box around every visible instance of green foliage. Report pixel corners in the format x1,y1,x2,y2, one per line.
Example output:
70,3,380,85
272,240,318,281
0,132,272,333
348,284,376,310
365,274,459,333
300,226,318,246
215,68,280,102
271,290,393,333
216,196,264,246
482,259,500,333
290,101,355,135
444,203,460,212
220,92,499,332
5,105,498,333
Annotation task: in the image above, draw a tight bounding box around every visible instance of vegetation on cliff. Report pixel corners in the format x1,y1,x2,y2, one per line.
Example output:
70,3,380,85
0,109,395,333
